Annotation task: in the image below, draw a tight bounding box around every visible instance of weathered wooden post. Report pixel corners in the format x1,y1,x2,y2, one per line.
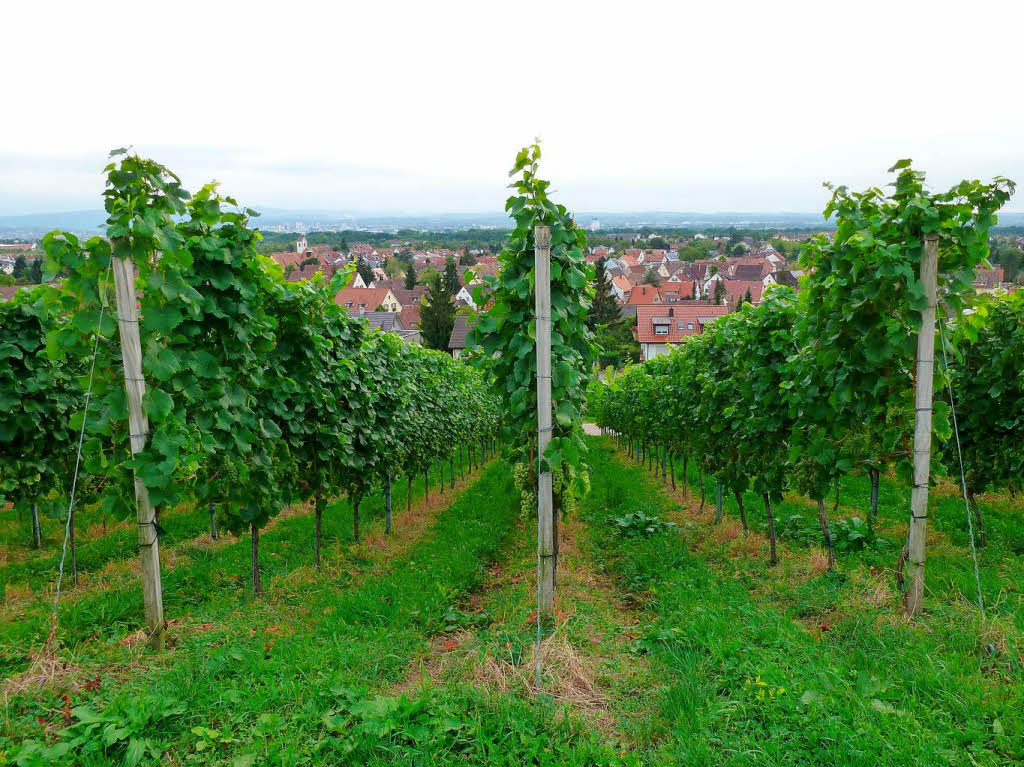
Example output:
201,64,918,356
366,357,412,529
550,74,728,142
31,504,42,549
111,256,165,649
385,475,393,534
535,225,555,630
904,233,939,617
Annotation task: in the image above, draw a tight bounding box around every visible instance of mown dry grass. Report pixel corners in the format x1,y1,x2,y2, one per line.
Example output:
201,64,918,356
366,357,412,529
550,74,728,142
390,510,656,741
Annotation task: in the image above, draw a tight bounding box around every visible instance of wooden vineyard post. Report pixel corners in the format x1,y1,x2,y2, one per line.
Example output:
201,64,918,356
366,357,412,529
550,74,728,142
904,233,939,617
31,503,42,549
112,256,166,649
535,225,555,631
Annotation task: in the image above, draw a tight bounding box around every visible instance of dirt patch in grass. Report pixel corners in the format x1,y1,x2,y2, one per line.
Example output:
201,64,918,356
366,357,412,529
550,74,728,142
390,511,654,741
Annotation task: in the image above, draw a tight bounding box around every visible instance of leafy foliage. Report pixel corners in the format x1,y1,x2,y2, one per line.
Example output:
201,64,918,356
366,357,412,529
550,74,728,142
468,143,595,494
942,290,1024,497
589,160,1016,564
611,509,676,538
29,149,499,594
0,285,80,523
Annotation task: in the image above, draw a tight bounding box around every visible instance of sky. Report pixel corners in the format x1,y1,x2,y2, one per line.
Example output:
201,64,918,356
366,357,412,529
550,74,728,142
3,0,1023,216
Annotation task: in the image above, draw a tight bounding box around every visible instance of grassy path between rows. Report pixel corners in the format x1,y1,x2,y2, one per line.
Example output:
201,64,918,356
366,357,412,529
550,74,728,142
592,437,1023,765
0,455,467,677
2,457,521,764
4,437,1021,765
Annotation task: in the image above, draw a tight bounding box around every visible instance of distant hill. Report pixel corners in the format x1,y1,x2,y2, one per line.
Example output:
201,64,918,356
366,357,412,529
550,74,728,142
2,208,1022,236
0,209,107,234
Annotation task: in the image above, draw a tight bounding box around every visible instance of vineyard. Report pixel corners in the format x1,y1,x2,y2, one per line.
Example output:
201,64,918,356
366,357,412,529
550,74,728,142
1,150,1023,766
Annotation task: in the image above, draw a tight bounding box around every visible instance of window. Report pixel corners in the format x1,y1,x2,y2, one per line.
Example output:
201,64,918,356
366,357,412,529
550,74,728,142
687,322,694,330
654,325,668,336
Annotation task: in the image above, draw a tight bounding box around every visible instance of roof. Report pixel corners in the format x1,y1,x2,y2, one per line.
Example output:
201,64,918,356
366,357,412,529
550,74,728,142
0,285,22,302
400,304,421,329
447,314,477,350
626,284,662,304
334,286,394,311
723,280,765,305
659,282,695,301
390,286,428,306
731,263,766,281
974,267,1005,290
358,311,407,332
268,247,340,273
612,275,633,292
773,270,800,287
284,263,328,282
634,303,729,343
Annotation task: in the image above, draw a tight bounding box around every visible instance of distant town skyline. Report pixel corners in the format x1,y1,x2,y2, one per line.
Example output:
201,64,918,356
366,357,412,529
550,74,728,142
5,2,1023,217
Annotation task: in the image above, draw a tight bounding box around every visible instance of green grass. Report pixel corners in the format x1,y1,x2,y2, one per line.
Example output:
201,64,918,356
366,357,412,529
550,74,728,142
0,457,468,677
3,458,564,765
2,438,1022,766
590,438,1023,765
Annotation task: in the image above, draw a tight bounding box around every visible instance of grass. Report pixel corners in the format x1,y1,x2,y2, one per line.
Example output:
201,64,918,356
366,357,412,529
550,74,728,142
1,437,1021,765
598,437,1023,765
0,455,476,677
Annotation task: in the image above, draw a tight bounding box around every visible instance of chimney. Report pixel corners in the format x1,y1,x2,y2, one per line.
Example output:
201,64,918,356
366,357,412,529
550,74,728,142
668,307,674,317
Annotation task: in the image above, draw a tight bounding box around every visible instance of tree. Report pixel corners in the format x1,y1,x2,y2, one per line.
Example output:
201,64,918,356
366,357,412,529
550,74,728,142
443,255,460,296
419,266,441,286
459,249,477,266
404,261,417,290
741,288,752,306
587,259,620,331
356,256,374,287
419,275,456,351
12,256,27,281
713,279,726,305
383,257,406,280
642,268,661,286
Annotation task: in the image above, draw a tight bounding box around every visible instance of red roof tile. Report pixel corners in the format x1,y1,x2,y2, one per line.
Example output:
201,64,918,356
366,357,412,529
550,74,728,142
634,303,729,343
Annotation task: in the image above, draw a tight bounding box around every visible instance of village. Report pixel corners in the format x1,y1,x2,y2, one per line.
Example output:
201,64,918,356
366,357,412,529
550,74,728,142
2,231,1019,365
253,231,1019,363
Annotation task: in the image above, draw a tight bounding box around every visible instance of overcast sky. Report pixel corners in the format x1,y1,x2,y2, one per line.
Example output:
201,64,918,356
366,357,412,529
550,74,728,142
4,0,1022,216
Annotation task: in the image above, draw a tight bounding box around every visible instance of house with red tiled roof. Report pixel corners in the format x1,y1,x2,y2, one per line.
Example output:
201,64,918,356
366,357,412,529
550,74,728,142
334,286,401,313
400,304,421,330
626,284,662,304
447,314,477,359
723,280,765,308
633,303,730,361
660,282,696,302
973,266,1005,293
611,275,633,301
